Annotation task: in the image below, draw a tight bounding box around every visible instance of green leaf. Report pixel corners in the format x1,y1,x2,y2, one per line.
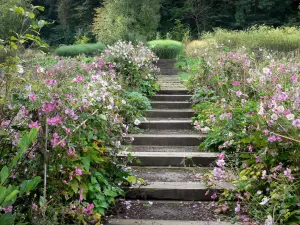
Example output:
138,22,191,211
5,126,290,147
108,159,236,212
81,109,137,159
0,166,9,185
70,180,79,193
0,186,7,204
14,7,25,15
81,157,91,171
20,176,41,195
38,20,45,28
98,114,107,121
3,190,19,207
0,213,15,225
29,12,35,19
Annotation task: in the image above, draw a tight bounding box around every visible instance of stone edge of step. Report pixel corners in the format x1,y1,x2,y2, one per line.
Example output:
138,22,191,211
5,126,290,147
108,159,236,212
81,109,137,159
107,219,234,225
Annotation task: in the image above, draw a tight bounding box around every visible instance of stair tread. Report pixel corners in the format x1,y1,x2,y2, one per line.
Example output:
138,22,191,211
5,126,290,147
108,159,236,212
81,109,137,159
118,152,217,157
131,146,199,152
107,219,232,225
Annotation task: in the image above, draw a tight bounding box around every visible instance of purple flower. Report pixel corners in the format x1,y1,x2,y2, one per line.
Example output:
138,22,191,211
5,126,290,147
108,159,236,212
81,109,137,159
3,206,13,213
211,193,217,199
75,167,82,176
28,121,39,128
28,93,37,102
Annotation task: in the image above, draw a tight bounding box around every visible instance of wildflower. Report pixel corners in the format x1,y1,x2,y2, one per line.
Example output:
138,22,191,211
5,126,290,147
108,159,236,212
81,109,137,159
265,215,273,225
28,121,39,128
122,133,127,137
83,203,94,215
235,203,241,213
257,190,262,195
286,114,295,120
37,67,45,73
65,128,71,134
255,155,261,163
259,197,270,205
275,162,283,171
217,159,226,168
47,115,62,126
32,203,38,211
213,167,223,178
130,137,134,143
211,193,217,199
232,81,240,86
267,135,277,143
41,102,55,112
3,206,13,213
292,119,300,128
28,93,37,102
67,148,76,156
134,119,141,125
17,65,24,74
1,120,10,128
248,145,253,152
73,76,84,83
270,114,278,121
261,170,267,179
75,167,83,176
200,126,210,134
242,162,248,168
284,168,294,181
236,90,242,97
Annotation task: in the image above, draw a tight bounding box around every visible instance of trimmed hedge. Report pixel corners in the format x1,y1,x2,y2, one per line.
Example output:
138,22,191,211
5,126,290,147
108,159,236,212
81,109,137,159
55,43,105,57
147,40,184,59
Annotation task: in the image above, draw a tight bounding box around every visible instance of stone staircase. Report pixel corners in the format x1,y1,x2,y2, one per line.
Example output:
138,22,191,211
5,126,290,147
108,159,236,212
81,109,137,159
107,61,231,225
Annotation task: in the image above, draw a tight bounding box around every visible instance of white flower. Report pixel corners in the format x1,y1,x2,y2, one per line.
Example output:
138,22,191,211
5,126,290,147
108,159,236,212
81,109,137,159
257,190,262,195
121,100,126,104
271,114,278,121
17,65,24,74
286,114,295,121
259,197,270,205
200,126,210,134
134,119,141,126
265,215,273,225
263,67,270,74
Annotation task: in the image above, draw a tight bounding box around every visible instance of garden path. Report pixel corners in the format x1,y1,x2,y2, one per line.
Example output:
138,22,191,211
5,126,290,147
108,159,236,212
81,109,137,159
107,60,231,225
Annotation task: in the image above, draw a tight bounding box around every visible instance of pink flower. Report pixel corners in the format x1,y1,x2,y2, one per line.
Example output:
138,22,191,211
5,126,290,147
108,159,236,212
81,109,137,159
242,162,248,168
28,93,37,102
47,115,62,126
275,162,283,171
218,154,224,160
82,203,94,215
292,119,300,128
211,193,217,199
79,188,84,202
68,148,76,156
216,159,226,167
284,168,294,181
255,155,261,163
236,90,242,97
75,167,82,176
248,145,253,152
65,128,71,134
213,167,223,178
41,102,56,112
28,121,39,128
45,78,57,86
1,120,10,128
226,113,232,119
267,135,277,142
32,203,38,211
73,76,84,83
235,203,241,213
232,81,240,87
3,206,13,213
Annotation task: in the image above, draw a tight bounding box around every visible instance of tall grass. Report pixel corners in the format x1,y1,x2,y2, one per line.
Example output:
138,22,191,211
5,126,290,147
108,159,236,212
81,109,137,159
55,43,105,57
147,40,184,59
202,26,300,52
185,26,300,57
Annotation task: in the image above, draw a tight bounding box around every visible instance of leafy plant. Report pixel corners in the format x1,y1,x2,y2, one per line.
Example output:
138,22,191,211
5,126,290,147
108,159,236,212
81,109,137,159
55,43,105,57
147,40,184,59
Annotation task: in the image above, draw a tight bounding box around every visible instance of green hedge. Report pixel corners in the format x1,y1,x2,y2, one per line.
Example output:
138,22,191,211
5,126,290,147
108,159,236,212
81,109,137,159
55,43,105,57
147,40,184,59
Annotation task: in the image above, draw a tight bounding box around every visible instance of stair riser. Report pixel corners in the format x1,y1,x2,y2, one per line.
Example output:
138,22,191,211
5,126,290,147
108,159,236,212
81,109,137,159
152,95,192,101
152,102,191,109
120,156,215,167
140,122,192,130
145,111,194,118
131,137,201,146
158,90,189,95
125,189,218,201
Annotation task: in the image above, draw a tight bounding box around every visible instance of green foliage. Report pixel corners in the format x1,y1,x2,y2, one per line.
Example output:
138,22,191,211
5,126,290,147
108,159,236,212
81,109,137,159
92,0,161,44
169,19,191,42
126,92,152,111
202,26,300,53
55,43,105,57
147,40,184,59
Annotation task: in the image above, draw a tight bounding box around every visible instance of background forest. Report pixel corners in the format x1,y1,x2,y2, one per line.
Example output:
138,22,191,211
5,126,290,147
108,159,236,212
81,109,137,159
2,0,299,46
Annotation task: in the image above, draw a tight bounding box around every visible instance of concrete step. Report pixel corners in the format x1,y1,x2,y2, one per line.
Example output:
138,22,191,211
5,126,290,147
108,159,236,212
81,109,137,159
158,90,189,95
145,109,194,118
132,167,210,182
131,146,199,152
125,181,229,201
107,219,232,225
140,119,192,130
118,152,216,166
107,200,231,223
127,133,203,146
151,101,191,109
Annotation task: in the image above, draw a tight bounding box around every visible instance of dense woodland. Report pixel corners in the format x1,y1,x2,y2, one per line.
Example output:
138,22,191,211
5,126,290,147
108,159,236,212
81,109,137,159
12,0,300,45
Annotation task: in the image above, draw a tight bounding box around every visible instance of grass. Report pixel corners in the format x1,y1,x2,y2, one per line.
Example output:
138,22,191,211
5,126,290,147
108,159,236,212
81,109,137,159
55,43,105,57
147,40,184,59
185,26,300,57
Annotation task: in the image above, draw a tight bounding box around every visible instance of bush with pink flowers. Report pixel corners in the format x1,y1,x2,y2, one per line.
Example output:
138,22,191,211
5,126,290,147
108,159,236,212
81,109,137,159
184,47,300,224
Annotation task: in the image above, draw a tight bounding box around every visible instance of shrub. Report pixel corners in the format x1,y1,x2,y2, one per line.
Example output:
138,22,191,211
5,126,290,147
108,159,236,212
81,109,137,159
55,43,105,57
147,40,184,59
126,92,152,111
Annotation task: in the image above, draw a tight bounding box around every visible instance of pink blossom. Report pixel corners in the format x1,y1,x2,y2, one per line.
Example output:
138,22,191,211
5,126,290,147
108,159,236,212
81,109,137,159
213,167,223,178
75,167,82,176
3,206,13,213
232,81,240,87
236,90,242,97
242,162,248,168
255,155,261,163
73,76,84,83
28,121,39,128
275,162,283,171
267,135,277,142
47,115,62,126
28,93,37,102
235,203,241,213
216,159,226,167
65,128,71,134
68,148,76,156
292,119,300,128
284,168,294,181
79,188,84,202
32,203,38,211
82,203,94,215
218,153,224,160
41,102,56,112
226,113,232,119
261,170,267,179
1,120,10,128
211,193,217,199
45,78,57,86
248,145,253,152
